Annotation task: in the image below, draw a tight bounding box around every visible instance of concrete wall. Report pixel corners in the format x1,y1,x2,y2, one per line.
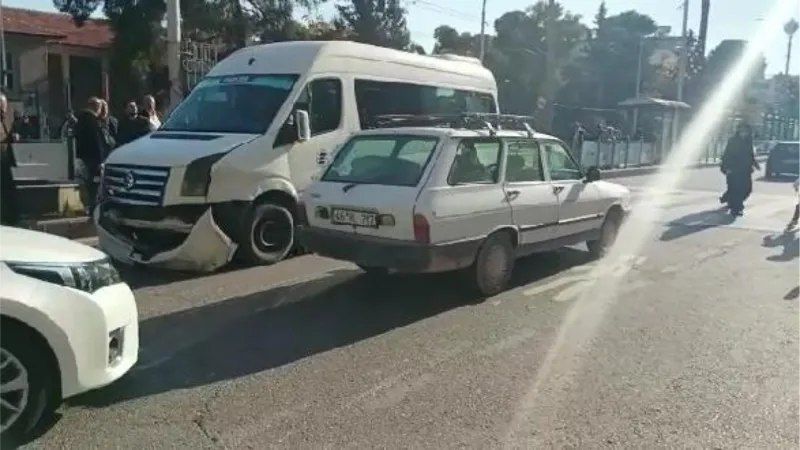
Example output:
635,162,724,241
11,141,71,181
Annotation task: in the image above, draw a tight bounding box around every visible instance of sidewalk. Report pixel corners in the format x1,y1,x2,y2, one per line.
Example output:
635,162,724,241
31,156,758,241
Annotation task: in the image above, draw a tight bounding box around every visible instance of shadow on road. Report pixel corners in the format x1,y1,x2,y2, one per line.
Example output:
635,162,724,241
762,230,799,262
70,248,591,407
660,207,735,242
784,286,799,301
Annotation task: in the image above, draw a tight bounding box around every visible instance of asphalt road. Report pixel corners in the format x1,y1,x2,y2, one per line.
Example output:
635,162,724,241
23,167,799,449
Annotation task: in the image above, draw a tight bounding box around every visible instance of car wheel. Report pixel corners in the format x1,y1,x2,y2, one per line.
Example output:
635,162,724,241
238,203,295,265
471,232,515,297
0,322,59,447
587,210,621,259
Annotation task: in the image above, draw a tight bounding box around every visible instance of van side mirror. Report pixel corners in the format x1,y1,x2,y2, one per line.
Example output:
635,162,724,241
585,166,601,183
296,110,311,142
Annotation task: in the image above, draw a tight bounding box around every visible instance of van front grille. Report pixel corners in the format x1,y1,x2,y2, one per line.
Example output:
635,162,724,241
102,164,170,207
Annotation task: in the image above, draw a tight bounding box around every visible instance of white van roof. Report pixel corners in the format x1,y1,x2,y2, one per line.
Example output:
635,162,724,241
206,41,497,92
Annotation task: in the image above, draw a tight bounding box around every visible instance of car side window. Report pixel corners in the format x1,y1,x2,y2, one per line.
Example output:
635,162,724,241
542,141,583,181
505,140,545,182
447,138,501,185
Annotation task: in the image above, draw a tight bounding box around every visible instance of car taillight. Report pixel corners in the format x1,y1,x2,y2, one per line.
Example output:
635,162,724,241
413,213,430,244
296,201,309,226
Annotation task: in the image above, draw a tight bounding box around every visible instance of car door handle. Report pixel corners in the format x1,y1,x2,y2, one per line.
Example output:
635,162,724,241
552,185,564,195
506,190,520,200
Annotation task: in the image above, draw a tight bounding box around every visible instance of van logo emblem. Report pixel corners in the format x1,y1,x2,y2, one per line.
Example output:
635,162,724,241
123,171,136,190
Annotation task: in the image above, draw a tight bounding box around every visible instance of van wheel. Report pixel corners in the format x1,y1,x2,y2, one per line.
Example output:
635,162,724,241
238,203,295,265
470,232,515,297
587,211,621,259
1,322,59,447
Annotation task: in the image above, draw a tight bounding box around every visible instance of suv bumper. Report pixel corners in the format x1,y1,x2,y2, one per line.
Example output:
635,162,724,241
298,226,480,273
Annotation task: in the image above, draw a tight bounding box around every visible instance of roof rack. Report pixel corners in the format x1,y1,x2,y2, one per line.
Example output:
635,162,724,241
364,113,538,137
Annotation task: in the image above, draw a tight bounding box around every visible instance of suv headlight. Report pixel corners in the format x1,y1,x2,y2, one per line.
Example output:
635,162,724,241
7,259,122,293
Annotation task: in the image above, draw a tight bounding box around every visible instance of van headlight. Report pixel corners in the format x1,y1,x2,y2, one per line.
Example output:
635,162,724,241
7,259,122,293
180,152,227,197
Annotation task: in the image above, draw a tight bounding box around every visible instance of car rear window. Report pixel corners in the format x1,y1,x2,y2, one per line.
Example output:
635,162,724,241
321,135,440,187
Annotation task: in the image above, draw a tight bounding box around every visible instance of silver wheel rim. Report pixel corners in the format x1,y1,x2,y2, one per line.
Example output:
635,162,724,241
1,347,29,433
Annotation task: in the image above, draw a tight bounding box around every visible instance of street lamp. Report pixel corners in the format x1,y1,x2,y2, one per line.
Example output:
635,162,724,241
784,18,798,75
632,26,671,133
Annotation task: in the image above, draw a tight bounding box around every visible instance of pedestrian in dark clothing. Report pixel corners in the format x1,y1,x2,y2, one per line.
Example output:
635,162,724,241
116,100,140,146
0,91,20,226
74,97,105,215
786,179,799,232
126,108,157,143
720,123,760,216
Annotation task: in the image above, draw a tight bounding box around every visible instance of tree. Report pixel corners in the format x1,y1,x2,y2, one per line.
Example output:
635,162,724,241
334,0,411,50
432,25,477,56
695,39,766,109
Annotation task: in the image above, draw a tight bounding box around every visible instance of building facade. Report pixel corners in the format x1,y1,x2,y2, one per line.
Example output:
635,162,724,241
2,7,111,140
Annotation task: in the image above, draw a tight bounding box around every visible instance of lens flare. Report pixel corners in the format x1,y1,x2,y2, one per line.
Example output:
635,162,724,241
504,0,798,445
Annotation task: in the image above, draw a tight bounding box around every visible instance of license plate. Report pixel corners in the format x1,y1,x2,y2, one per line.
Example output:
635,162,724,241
331,208,378,228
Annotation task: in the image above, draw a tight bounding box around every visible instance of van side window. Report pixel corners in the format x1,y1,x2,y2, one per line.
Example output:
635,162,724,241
354,79,497,127
308,78,342,136
506,141,544,182
447,139,501,185
274,77,342,147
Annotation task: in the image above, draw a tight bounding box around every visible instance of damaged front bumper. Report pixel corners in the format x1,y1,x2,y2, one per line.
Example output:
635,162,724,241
95,206,238,272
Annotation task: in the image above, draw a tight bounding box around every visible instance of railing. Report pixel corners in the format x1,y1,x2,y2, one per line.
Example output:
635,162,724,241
576,139,726,170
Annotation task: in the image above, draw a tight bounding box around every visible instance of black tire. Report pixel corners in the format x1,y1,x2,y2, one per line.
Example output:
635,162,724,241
0,321,59,448
237,203,295,266
587,210,621,259
470,232,515,297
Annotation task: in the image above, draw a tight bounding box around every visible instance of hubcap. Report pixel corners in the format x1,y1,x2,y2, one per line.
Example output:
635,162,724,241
0,348,29,433
254,216,292,254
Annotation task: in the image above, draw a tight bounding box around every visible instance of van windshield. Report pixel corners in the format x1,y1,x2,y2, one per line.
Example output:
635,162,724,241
322,135,440,187
160,74,299,134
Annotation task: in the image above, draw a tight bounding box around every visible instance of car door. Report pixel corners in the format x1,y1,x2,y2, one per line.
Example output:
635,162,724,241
503,139,559,245
540,140,604,238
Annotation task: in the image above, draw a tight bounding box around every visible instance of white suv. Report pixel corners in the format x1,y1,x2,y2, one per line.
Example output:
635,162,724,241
297,114,632,296
0,226,139,445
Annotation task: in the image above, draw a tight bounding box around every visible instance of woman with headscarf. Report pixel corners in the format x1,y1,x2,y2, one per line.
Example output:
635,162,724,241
720,123,760,216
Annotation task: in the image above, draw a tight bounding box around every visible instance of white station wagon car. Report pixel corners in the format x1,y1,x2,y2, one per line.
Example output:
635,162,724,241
297,114,632,296
0,226,139,445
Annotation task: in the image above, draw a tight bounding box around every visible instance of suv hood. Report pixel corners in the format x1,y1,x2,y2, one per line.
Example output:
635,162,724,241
106,132,260,167
0,226,105,264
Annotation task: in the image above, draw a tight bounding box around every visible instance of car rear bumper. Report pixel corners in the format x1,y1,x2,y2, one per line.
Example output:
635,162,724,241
298,226,480,273
767,158,799,175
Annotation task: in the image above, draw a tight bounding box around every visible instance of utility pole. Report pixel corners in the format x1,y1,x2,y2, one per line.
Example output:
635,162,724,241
479,0,487,63
166,0,182,110
672,0,690,148
0,0,6,91
539,0,557,131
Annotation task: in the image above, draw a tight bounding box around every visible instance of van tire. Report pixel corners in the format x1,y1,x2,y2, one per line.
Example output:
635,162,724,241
0,321,59,448
470,232,515,297
238,203,295,265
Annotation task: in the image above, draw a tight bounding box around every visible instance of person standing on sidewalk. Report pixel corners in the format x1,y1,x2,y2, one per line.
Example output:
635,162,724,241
0,91,20,226
98,99,117,155
74,97,105,215
720,123,760,216
142,94,161,129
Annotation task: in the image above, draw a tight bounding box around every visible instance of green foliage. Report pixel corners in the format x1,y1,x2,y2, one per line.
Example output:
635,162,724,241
334,0,411,50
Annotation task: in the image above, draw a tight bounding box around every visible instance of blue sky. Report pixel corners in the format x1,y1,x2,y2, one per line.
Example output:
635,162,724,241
8,0,800,75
